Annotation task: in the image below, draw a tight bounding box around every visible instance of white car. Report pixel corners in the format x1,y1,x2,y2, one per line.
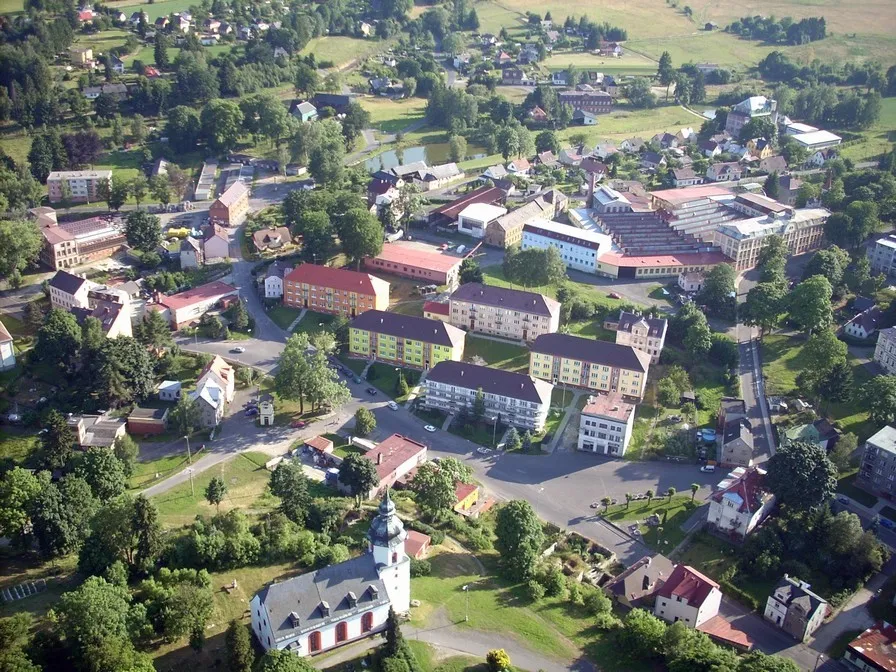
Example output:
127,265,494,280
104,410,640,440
700,465,716,473
423,425,437,432
387,401,399,411
476,447,492,455
230,346,246,353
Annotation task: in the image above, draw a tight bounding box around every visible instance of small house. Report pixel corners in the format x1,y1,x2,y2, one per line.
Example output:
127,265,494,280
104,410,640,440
258,395,274,426
573,109,598,126
305,435,335,455
158,380,182,401
127,406,169,436
453,482,479,514
405,530,431,559
764,575,828,642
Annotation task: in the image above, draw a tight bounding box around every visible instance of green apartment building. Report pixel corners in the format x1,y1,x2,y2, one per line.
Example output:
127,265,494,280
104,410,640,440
349,310,466,369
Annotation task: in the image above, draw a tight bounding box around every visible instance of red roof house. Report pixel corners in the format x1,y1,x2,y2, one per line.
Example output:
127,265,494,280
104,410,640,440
654,565,722,629
283,264,390,317
846,622,896,672
405,529,432,559
359,434,427,498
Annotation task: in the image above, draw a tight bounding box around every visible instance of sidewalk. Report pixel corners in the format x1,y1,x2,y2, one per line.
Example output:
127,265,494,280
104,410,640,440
286,308,308,332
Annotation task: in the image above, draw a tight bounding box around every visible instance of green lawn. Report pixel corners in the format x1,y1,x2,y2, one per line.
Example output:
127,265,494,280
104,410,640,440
325,433,363,458
463,335,530,373
761,334,876,440
119,0,197,21
840,97,896,162
365,363,420,402
293,311,337,338
268,305,303,330
128,446,207,490
149,451,275,527
837,471,878,508
0,430,39,468
564,319,616,342
556,104,706,146
167,353,205,385
448,417,507,448
602,494,699,550
481,266,632,314
299,36,382,68
360,97,428,134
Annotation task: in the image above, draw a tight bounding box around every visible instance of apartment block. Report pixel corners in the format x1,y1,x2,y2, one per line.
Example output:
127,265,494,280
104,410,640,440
522,218,612,274
349,310,465,369
577,393,636,456
447,283,560,342
712,208,828,271
868,234,896,278
529,333,650,400
47,170,112,204
423,361,553,431
284,264,389,318
857,426,896,498
874,327,896,375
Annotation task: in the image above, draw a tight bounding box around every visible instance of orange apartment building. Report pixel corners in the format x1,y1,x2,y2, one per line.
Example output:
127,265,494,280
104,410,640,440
283,264,390,318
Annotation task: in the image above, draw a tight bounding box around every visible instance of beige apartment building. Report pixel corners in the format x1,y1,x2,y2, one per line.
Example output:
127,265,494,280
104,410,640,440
447,283,560,342
47,170,112,204
606,310,668,364
713,208,828,271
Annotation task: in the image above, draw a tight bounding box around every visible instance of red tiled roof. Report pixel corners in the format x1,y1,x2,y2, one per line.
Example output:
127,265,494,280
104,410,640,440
656,565,719,606
364,434,427,481
710,467,768,514
0,318,12,344
204,223,228,241
305,436,334,453
405,529,431,559
698,615,754,650
849,622,896,672
368,244,465,274
423,301,450,316
284,263,387,298
454,482,478,503
598,251,730,268
159,280,238,310
430,186,506,220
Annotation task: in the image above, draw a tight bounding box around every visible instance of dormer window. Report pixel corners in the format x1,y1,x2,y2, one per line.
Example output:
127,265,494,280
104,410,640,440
319,601,330,617
347,591,358,608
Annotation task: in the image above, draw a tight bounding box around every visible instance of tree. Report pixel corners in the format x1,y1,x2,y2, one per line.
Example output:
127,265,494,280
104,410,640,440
201,99,244,155
339,453,380,506
764,171,780,199
89,336,155,407
104,175,130,211
536,129,560,153
666,487,676,501
683,311,712,358
225,620,254,672
295,63,320,96
459,257,483,284
354,407,376,436
170,394,201,436
341,102,371,149
275,333,315,414
802,329,847,375
166,106,202,150
135,309,173,351
646,489,654,505
757,235,788,285
626,77,657,108
861,376,896,426
766,440,837,511
258,647,316,672
737,651,800,672
0,613,39,672
31,476,98,558
132,494,162,573
23,299,45,332
0,220,41,283
505,426,522,451
154,33,170,69
803,246,849,288
38,409,76,472
149,174,172,206
471,387,486,422
486,649,511,672
617,609,666,658
340,208,383,267
411,462,457,516
76,448,127,502
448,135,467,162
829,432,858,474
0,467,45,544
657,51,674,99
205,476,227,512
697,263,736,315
130,114,147,144
600,496,611,512
741,282,787,338
495,500,544,579
269,460,311,524
130,174,148,206
125,210,161,253
789,275,833,335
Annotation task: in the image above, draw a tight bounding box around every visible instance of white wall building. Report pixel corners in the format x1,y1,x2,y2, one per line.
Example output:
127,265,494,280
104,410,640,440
707,467,775,540
577,394,636,457
867,234,896,278
654,565,722,629
48,270,96,311
874,327,896,375
457,203,508,239
0,319,15,370
424,360,554,432
250,491,409,655
264,261,290,299
763,575,828,642
521,218,613,274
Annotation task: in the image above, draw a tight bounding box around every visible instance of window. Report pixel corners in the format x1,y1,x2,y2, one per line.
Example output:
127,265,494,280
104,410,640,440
361,612,374,633
336,621,348,643
309,631,322,652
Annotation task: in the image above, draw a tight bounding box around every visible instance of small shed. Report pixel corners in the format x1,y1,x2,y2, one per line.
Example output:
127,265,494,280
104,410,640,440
258,395,274,426
305,435,334,454
454,482,480,513
405,530,432,559
680,389,697,405
127,406,170,435
158,380,182,402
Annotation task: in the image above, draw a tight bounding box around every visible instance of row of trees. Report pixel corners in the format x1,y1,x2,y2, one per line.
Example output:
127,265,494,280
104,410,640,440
727,15,826,45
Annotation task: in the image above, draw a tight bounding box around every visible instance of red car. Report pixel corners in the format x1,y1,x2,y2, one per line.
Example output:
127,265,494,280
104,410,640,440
290,420,306,429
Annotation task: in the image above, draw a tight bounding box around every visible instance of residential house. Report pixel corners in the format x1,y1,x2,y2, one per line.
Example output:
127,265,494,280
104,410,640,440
69,46,93,66
558,148,583,166
446,282,560,342
364,244,465,289
495,51,512,67
844,622,896,672
725,96,778,137
453,53,471,71
369,78,405,97
708,467,775,540
718,397,746,429
453,482,479,515
199,355,235,403
535,150,559,167
843,306,882,340
311,93,354,114
868,234,896,278
706,162,743,182
606,311,668,364
593,142,618,160
422,301,449,322
405,530,431,559
110,55,125,75
180,237,203,269
252,226,293,252
677,127,697,144
507,158,531,175
653,133,679,150
71,289,132,338
764,576,828,642
577,393,636,457
759,155,788,175
49,270,95,311
522,218,613,274
874,326,896,375
457,203,508,239
290,101,318,123
699,140,722,158
855,425,896,497
359,20,372,36
527,106,549,123
423,361,553,431
746,138,773,159
678,271,704,293
152,280,239,328
47,170,112,203
203,224,230,259
250,494,410,655
573,109,598,125
305,436,334,456
67,414,127,447
209,181,250,226
284,264,389,318
348,310,465,369
782,419,840,452
482,164,508,181
0,319,14,370
551,72,568,86
358,434,427,497
190,357,234,428
264,260,290,299
529,333,651,399
778,174,803,206
672,168,701,187
158,380,182,402
719,418,754,468
604,554,675,608
807,148,837,168
653,565,722,628
620,137,645,153
127,406,169,436
640,152,666,171
502,67,525,86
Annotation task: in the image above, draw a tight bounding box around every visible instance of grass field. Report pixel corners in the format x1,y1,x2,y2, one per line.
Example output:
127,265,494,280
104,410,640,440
299,36,382,69
0,430,39,467
601,494,699,550
543,51,658,74
268,305,302,330
840,97,896,162
463,335,531,372
837,471,878,508
557,104,706,145
361,96,428,133
118,0,196,21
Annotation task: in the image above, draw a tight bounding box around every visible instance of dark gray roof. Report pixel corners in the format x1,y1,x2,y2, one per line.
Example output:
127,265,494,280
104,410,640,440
605,554,674,602
531,333,650,373
265,260,290,280
49,270,89,295
616,311,667,339
772,576,827,615
723,417,753,447
256,553,390,645
450,283,559,318
426,360,552,405
350,310,465,349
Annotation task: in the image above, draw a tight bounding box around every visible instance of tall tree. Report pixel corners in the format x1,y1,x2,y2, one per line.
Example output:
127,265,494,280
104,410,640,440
495,500,544,579
697,263,736,315
338,453,380,506
410,462,457,516
0,467,46,544
225,620,255,672
154,33,170,69
125,210,162,253
757,235,788,285
76,448,127,502
170,394,201,436
741,282,786,338
657,51,674,99
789,275,833,335
134,309,173,350
340,208,383,267
38,409,76,472
354,407,376,436
764,171,780,199
205,476,227,512
31,476,98,557
275,333,315,414
766,440,837,511
201,99,244,155
269,460,311,524
0,220,41,284
861,376,896,426
36,308,82,375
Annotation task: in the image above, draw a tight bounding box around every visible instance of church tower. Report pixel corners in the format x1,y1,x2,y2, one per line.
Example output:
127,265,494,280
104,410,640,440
367,489,411,613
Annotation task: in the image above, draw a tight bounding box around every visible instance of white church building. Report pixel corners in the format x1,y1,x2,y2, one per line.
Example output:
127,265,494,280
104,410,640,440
250,490,411,656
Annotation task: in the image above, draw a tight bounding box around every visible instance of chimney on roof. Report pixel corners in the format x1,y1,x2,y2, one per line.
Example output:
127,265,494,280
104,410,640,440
376,452,383,465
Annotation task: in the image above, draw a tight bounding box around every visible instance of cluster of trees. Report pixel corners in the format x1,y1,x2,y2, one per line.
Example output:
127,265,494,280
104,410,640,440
559,14,628,46
522,86,573,129
275,332,350,415
0,218,43,287
410,457,474,518
502,245,567,288
656,52,708,106
696,263,736,318
823,165,893,249
727,15,826,45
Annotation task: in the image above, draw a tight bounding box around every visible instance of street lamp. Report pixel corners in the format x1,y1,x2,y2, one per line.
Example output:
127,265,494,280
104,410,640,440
812,653,825,672
462,584,470,622
183,435,192,464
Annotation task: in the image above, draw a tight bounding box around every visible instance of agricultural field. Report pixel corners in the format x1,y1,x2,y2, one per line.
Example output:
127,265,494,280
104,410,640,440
840,97,896,162
360,96,428,133
556,104,706,145
117,0,197,21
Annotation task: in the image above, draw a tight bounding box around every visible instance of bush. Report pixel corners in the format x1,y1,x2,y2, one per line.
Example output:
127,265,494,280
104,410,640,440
583,587,612,615
719,579,759,611
525,580,546,601
410,558,431,577
407,519,446,545
543,568,568,598
594,612,622,631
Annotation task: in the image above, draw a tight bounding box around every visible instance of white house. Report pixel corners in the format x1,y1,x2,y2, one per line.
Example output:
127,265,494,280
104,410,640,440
191,378,226,428
842,306,881,340
654,565,722,628
198,355,235,403
678,271,704,293
764,575,828,642
577,394,636,457
180,237,203,269
158,380,182,402
874,326,896,375
48,270,96,311
0,319,15,370
250,491,410,655
707,467,775,540
457,203,507,239
264,260,290,299
203,225,230,260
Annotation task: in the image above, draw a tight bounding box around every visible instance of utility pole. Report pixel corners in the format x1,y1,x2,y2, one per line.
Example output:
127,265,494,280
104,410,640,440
462,584,470,622
187,467,195,497
184,435,192,464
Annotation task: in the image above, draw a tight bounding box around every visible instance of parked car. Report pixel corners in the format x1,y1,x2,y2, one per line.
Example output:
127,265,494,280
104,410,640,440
668,415,682,423
387,401,399,411
245,408,259,417
230,346,245,353
366,387,378,396
353,376,362,384
608,292,621,300
881,518,896,530
424,425,437,432
700,465,716,473
291,420,306,428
